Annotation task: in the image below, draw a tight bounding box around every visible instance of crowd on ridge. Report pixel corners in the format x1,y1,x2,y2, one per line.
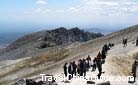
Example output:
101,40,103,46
63,37,138,83
63,43,114,81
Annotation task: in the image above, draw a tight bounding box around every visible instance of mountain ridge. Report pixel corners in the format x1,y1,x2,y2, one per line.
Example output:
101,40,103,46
0,24,138,85
0,27,103,60
6,27,103,50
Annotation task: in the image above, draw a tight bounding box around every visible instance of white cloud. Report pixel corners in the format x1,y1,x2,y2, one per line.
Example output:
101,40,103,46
130,6,138,12
36,0,47,4
24,0,138,22
31,0,138,17
73,0,138,16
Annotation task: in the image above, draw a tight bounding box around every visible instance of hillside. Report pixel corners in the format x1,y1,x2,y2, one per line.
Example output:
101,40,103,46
7,27,103,50
0,24,138,85
0,27,103,60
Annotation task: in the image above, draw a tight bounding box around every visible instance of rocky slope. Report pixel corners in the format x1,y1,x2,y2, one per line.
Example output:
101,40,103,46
0,24,138,85
0,27,103,60
7,27,103,50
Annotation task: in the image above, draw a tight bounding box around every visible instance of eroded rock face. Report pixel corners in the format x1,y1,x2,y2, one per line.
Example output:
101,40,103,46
6,27,103,50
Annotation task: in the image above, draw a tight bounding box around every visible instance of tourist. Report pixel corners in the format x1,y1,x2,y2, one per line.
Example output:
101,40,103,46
63,62,68,77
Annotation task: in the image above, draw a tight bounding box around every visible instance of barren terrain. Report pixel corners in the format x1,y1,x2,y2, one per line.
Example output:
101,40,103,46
0,25,138,85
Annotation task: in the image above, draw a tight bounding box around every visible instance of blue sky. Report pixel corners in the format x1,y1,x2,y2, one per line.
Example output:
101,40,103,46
0,0,138,33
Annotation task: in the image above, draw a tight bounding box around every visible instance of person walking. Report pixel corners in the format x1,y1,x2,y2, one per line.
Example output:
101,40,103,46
63,63,68,77
123,37,127,47
68,62,73,80
92,57,97,71
86,55,91,69
125,38,128,47
80,59,84,76
96,52,102,79
72,61,77,76
136,38,138,46
132,61,138,82
82,59,87,78
77,59,81,76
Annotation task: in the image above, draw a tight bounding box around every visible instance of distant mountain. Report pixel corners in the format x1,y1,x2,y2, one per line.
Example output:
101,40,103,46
0,24,138,61
6,27,103,51
84,28,118,34
0,27,103,60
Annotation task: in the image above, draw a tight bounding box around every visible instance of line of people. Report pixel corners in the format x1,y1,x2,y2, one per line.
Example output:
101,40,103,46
63,43,114,81
63,55,92,80
92,43,113,79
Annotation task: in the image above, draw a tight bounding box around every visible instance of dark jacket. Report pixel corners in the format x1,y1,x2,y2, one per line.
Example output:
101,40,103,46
132,61,138,76
136,39,138,46
68,64,73,74
72,63,77,72
63,64,68,76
